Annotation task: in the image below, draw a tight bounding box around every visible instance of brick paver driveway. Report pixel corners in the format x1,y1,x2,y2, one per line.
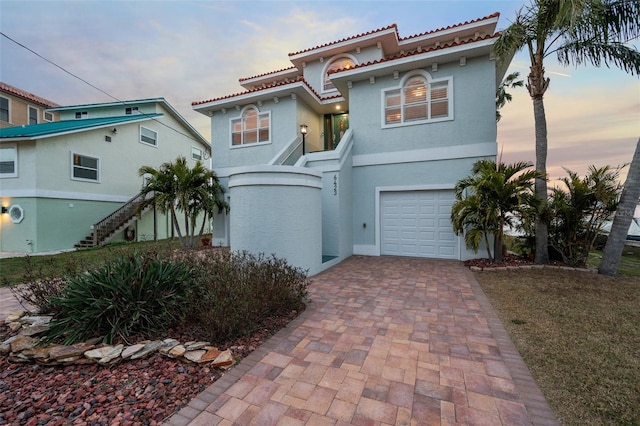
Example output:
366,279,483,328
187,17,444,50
168,256,558,425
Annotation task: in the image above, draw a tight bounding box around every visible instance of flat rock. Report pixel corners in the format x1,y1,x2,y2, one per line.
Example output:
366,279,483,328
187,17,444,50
85,344,124,364
199,347,221,363
8,321,22,331
211,349,234,368
185,341,209,351
21,315,53,326
167,344,185,358
4,311,26,323
121,343,145,359
184,349,206,363
130,341,161,360
20,324,48,336
159,338,180,354
10,335,39,352
49,344,87,360
22,344,63,361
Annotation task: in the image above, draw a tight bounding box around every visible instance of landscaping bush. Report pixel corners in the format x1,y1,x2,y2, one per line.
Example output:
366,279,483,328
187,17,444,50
187,250,309,342
41,251,194,345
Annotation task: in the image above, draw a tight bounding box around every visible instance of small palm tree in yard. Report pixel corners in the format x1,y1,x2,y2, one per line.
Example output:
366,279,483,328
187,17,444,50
452,160,544,263
138,156,228,248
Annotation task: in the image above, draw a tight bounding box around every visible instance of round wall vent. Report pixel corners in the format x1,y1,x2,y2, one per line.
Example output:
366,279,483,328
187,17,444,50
9,205,24,224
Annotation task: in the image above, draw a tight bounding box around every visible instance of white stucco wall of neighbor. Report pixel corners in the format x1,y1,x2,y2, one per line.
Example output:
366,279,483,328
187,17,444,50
228,166,323,275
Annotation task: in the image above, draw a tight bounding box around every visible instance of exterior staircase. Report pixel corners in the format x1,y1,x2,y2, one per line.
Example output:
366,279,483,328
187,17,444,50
75,192,152,249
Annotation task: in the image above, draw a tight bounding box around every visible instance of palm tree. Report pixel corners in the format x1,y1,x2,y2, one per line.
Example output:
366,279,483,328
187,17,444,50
599,138,640,275
138,156,228,247
493,0,640,264
452,160,543,263
496,72,523,122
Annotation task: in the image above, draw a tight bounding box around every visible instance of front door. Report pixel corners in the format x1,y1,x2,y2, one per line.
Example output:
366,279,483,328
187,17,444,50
323,113,349,150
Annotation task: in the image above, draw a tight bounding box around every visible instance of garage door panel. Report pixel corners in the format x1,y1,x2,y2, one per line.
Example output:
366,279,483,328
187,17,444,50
381,190,458,259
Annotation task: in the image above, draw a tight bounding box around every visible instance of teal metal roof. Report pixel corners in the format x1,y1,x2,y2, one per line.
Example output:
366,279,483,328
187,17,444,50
0,114,162,139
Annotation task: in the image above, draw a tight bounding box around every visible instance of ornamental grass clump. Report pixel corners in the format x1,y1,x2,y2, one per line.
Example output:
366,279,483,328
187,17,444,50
41,251,193,345
188,250,309,341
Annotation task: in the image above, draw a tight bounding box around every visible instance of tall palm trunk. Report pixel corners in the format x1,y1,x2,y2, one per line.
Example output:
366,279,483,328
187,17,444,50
528,61,550,264
599,138,640,275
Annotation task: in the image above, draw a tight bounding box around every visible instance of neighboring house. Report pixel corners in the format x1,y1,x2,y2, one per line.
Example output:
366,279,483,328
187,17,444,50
0,82,60,128
0,98,210,253
193,13,510,275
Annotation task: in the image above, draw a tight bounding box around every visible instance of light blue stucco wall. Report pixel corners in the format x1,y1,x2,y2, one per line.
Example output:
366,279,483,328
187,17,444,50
228,166,323,275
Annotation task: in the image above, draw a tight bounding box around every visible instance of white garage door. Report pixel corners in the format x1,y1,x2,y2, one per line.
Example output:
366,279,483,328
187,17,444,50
381,190,458,259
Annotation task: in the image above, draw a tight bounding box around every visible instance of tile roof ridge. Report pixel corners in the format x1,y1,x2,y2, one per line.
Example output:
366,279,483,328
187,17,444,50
191,76,342,106
400,12,500,41
0,81,61,108
328,33,500,76
288,24,398,57
239,66,298,82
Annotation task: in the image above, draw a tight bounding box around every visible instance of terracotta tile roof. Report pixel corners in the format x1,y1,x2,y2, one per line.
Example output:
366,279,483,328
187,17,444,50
288,24,399,57
400,12,500,41
239,66,298,82
0,82,60,108
192,76,340,107
328,33,500,76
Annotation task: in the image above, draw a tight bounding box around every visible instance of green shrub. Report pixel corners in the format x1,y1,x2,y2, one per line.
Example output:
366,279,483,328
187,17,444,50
41,251,193,345
187,251,309,341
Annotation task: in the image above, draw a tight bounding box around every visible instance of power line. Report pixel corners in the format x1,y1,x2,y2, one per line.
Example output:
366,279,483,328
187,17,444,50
0,31,208,147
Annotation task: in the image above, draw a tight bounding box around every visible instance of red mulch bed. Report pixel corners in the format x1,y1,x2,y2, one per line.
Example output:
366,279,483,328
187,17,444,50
464,253,581,269
0,313,298,425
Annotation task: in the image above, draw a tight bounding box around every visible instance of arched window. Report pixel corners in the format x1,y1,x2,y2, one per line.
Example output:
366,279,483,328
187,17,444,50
231,107,270,146
323,57,356,92
383,72,451,126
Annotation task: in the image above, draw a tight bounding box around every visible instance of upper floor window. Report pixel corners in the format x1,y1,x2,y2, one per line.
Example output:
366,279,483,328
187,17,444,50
140,126,158,147
323,57,356,92
0,144,18,178
43,111,54,122
126,106,139,115
75,111,88,119
28,106,38,125
72,153,99,182
231,107,270,146
383,72,452,127
0,97,9,123
191,146,203,161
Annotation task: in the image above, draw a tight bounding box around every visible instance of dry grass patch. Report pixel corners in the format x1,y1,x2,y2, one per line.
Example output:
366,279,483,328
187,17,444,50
476,268,640,425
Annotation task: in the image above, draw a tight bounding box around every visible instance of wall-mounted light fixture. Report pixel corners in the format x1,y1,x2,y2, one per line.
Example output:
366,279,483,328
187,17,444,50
1,206,8,214
300,124,308,155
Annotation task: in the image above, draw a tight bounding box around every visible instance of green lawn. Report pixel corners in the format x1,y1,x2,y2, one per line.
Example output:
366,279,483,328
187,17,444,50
476,246,640,425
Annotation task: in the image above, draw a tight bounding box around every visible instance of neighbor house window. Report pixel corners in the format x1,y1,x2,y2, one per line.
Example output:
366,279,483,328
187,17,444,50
43,111,54,122
28,106,38,125
383,73,452,126
191,146,203,161
231,107,270,146
323,57,356,92
0,144,18,178
125,106,139,115
0,97,9,123
75,111,88,119
72,153,99,182
140,126,157,146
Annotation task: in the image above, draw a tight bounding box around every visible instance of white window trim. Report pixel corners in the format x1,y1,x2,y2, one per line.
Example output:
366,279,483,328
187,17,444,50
0,96,10,123
381,70,453,129
229,105,272,149
43,110,54,122
140,125,158,147
321,54,358,95
0,143,18,178
70,151,101,183
27,105,38,125
191,146,203,161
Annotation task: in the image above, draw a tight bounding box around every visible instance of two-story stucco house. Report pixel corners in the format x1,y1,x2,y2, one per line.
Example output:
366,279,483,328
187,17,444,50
193,13,510,275
0,98,210,253
1,82,60,129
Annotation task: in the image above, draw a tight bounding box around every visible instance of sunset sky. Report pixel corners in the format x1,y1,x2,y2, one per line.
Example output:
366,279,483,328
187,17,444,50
1,0,638,185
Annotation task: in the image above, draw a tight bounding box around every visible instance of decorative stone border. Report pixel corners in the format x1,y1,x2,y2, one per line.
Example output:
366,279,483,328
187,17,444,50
469,264,597,273
1,311,235,368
